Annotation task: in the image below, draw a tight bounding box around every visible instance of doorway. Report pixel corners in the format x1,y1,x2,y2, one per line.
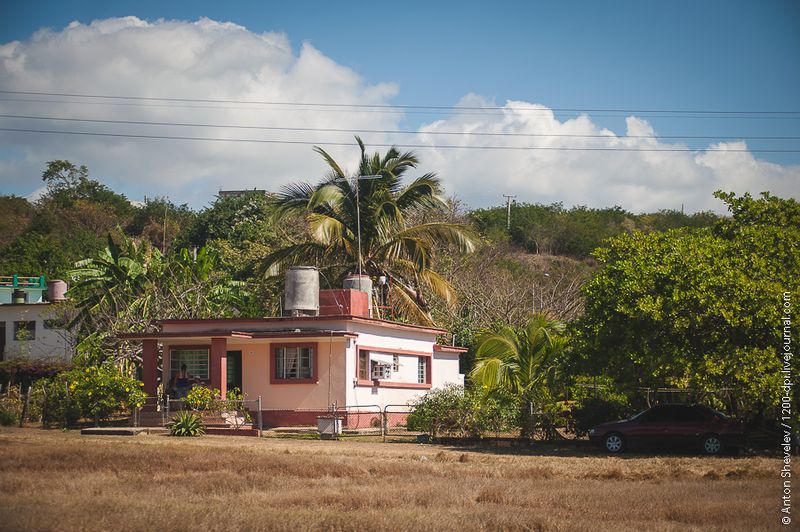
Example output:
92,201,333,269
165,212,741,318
226,350,242,393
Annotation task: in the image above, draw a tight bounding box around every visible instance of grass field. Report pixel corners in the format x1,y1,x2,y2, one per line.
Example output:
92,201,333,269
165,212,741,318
0,427,778,531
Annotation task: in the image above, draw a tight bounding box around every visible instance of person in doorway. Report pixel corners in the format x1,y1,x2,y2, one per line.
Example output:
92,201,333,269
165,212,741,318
172,364,192,399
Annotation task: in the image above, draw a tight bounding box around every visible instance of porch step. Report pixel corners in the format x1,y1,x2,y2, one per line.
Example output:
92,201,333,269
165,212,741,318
82,427,169,436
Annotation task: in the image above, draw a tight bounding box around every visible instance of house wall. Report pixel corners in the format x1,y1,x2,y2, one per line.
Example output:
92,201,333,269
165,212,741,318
432,352,464,389
345,332,463,409
162,338,349,409
0,304,72,360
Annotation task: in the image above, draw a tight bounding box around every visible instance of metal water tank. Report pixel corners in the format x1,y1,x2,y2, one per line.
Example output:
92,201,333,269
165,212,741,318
283,266,320,316
343,274,372,294
47,280,68,301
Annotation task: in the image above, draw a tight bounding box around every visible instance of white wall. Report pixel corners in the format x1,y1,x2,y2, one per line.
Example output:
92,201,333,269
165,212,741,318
0,304,73,360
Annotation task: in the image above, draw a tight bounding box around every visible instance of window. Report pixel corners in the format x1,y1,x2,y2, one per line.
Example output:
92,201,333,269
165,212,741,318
274,345,314,380
170,348,209,380
417,356,426,384
14,321,35,341
392,355,400,372
359,350,369,380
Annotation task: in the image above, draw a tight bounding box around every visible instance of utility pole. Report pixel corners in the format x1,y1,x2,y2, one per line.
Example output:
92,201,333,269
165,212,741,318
503,194,516,231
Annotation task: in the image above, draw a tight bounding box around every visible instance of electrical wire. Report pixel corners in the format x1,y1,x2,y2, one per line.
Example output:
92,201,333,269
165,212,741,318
2,93,800,120
2,89,798,115
1,113,798,141
1,126,798,152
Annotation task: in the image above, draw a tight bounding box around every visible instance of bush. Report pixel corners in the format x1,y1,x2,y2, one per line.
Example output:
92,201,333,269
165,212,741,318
565,376,632,436
407,384,517,439
169,411,204,437
0,358,73,389
184,386,218,411
34,365,146,426
0,387,23,426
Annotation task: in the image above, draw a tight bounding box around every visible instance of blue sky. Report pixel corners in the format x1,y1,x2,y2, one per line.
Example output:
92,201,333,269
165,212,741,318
0,1,798,211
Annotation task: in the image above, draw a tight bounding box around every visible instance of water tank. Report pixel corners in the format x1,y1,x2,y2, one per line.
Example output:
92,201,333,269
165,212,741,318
47,280,68,301
343,274,372,294
12,289,26,304
343,274,373,317
284,266,320,316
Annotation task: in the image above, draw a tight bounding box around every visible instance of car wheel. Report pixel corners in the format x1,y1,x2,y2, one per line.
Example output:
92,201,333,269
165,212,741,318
604,432,625,453
702,434,723,455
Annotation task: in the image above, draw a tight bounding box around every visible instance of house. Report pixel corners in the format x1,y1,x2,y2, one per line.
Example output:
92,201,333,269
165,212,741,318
122,267,466,427
0,275,73,361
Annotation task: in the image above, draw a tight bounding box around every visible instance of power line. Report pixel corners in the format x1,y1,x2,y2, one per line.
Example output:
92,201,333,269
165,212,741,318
1,89,798,115
2,126,799,152
1,113,798,141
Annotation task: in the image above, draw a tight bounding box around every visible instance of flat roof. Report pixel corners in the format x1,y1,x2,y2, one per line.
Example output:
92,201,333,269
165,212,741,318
155,314,447,335
119,329,358,341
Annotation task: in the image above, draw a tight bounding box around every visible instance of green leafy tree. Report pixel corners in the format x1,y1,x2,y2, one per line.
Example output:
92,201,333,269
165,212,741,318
262,137,477,324
469,314,567,438
575,191,799,421
68,234,247,367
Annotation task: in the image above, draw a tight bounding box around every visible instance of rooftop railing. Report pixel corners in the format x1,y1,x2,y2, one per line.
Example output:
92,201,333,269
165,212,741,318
0,275,46,289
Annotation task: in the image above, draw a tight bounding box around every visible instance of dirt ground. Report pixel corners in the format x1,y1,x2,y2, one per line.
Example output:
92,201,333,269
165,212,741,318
0,427,782,531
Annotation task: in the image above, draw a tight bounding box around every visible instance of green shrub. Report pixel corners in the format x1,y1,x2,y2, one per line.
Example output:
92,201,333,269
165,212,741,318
184,386,218,411
407,384,517,439
0,388,23,426
169,411,204,437
33,365,146,426
565,376,632,436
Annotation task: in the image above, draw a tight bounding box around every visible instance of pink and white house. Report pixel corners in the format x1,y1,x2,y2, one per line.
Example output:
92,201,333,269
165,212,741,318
122,268,466,427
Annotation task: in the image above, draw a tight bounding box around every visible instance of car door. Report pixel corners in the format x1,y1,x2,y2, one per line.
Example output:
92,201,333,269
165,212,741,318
662,405,706,449
625,405,674,449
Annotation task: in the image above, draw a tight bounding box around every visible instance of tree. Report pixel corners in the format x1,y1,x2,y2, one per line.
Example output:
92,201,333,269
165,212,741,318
574,191,799,420
261,137,477,325
68,234,247,367
469,314,567,438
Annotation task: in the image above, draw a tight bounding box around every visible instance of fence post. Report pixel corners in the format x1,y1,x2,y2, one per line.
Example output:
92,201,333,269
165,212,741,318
18,385,32,428
164,394,170,426
41,384,48,428
382,406,387,443
257,396,263,433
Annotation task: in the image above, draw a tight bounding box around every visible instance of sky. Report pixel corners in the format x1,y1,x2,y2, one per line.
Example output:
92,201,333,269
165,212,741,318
0,0,798,213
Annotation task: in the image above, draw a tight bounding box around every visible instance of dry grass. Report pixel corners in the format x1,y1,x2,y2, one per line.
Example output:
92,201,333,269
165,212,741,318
0,427,776,531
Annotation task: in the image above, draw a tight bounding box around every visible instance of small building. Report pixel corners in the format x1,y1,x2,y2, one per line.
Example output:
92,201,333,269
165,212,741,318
0,275,73,360
122,268,466,427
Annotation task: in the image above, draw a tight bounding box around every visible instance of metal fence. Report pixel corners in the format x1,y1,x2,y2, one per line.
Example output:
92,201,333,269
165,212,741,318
134,395,264,432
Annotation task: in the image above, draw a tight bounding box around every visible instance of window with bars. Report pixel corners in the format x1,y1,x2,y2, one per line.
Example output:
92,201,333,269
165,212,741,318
13,321,35,341
418,356,426,384
170,348,209,380
359,350,369,380
274,346,314,380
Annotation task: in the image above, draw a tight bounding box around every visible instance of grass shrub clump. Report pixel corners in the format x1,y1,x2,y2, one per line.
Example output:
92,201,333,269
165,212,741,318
170,411,205,437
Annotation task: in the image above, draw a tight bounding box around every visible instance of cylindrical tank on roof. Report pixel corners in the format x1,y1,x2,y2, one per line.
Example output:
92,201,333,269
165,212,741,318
343,274,372,294
283,266,320,317
47,280,68,301
343,274,373,317
12,289,26,304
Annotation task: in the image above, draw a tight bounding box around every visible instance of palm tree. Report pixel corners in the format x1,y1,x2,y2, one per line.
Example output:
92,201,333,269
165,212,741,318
262,137,476,325
469,314,566,438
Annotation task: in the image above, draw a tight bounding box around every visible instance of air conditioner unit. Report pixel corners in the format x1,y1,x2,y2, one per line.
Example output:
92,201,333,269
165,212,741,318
371,363,392,380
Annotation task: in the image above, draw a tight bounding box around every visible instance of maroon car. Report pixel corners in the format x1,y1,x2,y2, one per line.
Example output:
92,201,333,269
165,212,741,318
589,404,746,455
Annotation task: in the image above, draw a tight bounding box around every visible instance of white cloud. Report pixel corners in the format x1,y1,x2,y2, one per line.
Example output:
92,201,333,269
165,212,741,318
0,17,797,213
0,17,399,206
412,96,800,213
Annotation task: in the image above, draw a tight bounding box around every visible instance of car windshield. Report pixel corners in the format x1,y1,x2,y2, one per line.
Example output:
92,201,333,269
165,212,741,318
628,410,648,421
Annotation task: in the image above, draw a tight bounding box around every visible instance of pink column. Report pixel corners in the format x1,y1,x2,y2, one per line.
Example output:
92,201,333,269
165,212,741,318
142,339,159,398
210,337,227,399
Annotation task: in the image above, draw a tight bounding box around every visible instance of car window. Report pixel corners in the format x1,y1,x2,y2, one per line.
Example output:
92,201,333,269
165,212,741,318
641,406,672,422
674,406,706,422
